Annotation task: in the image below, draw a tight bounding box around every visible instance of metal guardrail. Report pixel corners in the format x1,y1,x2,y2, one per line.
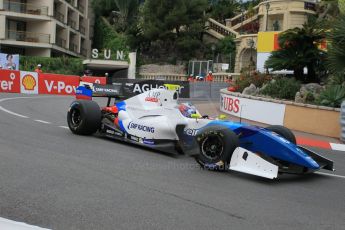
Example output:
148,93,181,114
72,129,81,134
189,82,229,99
3,1,48,16
341,101,345,141
6,30,50,43
139,73,238,82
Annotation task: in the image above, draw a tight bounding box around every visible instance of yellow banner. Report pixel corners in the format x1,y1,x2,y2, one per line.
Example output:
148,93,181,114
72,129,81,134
257,32,280,52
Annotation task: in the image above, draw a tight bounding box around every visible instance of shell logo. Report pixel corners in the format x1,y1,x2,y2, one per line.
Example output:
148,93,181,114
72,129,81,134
22,74,37,90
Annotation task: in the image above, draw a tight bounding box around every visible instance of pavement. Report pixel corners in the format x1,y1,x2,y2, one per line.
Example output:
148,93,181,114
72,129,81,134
0,93,345,230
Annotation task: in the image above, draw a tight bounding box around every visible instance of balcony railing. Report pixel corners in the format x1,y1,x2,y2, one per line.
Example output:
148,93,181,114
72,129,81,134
78,4,85,14
69,43,78,53
56,37,66,48
6,30,50,43
80,25,86,35
81,48,87,56
66,0,74,6
3,1,48,16
54,11,65,23
68,18,77,30
207,18,239,37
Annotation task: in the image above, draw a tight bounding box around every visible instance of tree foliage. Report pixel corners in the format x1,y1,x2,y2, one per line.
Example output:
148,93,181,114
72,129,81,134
265,18,326,82
208,0,239,23
326,13,345,75
141,0,208,60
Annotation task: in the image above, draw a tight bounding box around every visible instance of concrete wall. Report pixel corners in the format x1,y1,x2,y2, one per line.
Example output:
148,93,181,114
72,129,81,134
284,105,341,138
220,89,341,138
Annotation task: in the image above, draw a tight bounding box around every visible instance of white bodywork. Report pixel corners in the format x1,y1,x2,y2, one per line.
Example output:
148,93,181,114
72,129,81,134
92,87,279,179
230,147,278,179
119,89,210,140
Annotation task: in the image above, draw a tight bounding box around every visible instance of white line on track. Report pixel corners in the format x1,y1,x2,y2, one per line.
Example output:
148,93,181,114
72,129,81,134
0,96,35,118
0,96,53,119
0,217,50,229
0,105,29,118
316,172,345,179
59,126,69,129
330,143,345,152
34,119,51,124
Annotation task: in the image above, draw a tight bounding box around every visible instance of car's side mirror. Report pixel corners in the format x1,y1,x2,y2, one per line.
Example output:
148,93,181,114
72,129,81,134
191,114,201,119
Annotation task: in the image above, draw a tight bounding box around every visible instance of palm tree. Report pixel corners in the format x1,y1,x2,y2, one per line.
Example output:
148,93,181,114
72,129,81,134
265,18,326,82
327,14,345,75
112,0,139,32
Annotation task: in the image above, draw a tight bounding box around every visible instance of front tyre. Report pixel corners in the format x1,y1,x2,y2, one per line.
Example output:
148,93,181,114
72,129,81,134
196,125,239,170
266,125,296,144
67,100,101,135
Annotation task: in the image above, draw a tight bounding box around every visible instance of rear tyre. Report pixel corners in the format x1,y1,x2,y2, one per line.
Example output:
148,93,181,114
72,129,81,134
195,125,239,171
266,125,296,144
67,100,101,135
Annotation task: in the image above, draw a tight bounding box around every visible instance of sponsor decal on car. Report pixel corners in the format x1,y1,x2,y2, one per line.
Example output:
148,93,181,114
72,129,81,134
184,128,198,136
143,139,155,145
145,91,160,103
128,122,155,133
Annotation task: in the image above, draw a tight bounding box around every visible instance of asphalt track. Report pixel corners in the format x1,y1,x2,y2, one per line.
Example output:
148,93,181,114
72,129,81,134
0,93,345,230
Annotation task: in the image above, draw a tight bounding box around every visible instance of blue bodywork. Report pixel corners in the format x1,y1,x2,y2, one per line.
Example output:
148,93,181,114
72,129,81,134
205,120,320,170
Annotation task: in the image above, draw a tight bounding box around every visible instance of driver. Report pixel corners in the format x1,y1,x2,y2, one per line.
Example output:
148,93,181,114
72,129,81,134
178,102,198,118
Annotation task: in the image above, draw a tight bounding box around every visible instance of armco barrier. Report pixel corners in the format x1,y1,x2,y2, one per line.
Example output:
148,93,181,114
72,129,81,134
190,82,228,100
341,101,345,141
0,69,106,95
220,89,341,138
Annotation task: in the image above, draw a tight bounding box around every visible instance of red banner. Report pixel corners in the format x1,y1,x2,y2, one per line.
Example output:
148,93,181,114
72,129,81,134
81,76,106,85
38,73,80,95
0,69,20,93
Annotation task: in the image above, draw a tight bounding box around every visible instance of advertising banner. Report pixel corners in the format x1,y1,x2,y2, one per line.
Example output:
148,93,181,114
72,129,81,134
0,69,21,93
113,79,190,98
220,93,286,125
0,53,20,70
20,71,38,94
81,76,106,85
39,73,80,95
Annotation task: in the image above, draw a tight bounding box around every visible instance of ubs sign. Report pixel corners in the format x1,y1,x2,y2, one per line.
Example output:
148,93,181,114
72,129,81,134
91,48,125,60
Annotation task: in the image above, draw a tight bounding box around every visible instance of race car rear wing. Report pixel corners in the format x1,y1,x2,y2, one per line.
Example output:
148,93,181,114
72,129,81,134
76,82,124,106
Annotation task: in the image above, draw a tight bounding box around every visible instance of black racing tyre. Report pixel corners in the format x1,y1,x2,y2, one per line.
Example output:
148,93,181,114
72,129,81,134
266,125,296,144
67,100,101,135
195,125,239,170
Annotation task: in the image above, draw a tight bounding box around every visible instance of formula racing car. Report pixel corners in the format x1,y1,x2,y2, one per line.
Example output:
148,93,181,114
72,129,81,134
67,83,334,179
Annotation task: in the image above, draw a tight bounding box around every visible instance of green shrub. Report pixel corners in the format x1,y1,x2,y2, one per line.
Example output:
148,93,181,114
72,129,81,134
326,72,345,86
260,77,301,100
20,56,83,75
316,85,345,108
234,72,271,93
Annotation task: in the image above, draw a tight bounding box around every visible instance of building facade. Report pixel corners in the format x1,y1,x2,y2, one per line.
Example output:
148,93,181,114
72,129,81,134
206,0,318,73
0,0,92,57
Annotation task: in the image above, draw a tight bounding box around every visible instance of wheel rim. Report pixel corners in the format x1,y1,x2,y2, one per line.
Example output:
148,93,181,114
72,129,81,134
70,108,81,127
201,134,224,161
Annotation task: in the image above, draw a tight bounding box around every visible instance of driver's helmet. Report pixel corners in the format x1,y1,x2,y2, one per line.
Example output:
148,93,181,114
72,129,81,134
179,102,197,118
